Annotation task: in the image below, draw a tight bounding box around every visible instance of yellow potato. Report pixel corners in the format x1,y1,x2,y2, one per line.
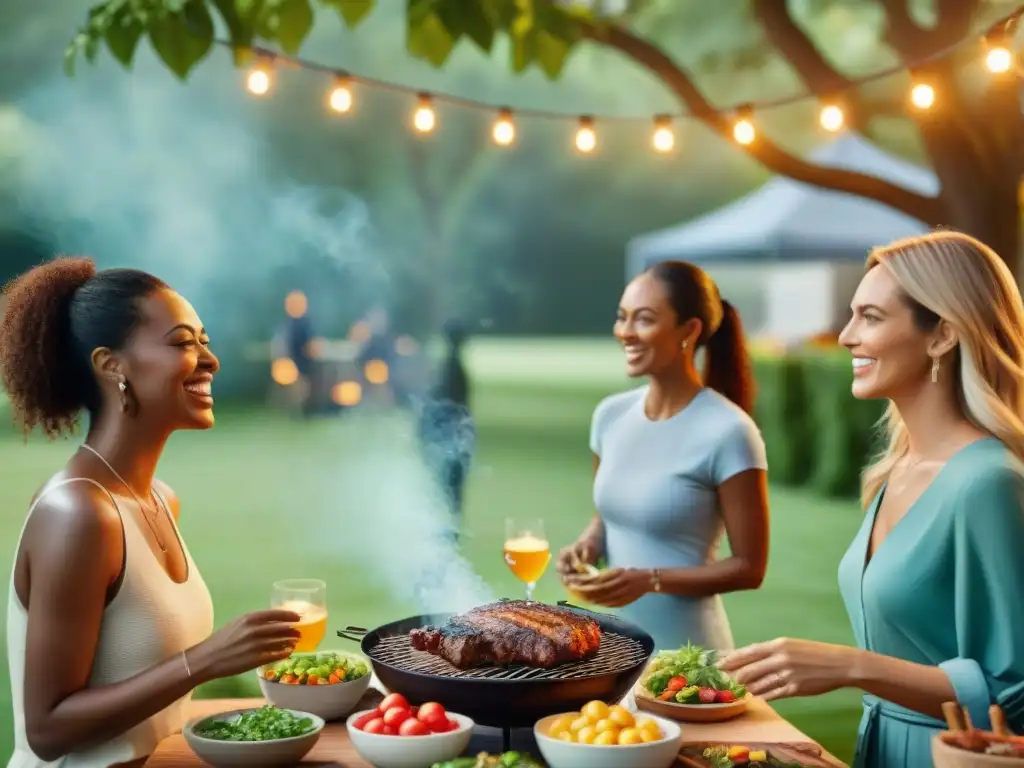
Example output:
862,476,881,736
581,700,610,722
593,729,619,746
607,705,634,728
639,720,663,742
556,730,574,743
548,715,575,736
593,718,618,734
617,727,642,745
569,715,590,733
576,725,597,744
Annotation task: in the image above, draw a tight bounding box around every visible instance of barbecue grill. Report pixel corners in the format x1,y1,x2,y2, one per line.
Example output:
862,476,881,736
337,601,654,750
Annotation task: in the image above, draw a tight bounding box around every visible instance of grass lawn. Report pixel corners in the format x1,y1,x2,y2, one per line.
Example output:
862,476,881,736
0,339,864,764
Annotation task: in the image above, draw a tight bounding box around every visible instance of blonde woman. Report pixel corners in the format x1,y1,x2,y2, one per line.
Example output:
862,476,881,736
719,231,1024,767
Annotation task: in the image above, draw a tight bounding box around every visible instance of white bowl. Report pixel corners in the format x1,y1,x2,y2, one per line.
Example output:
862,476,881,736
183,707,324,767
346,708,474,768
257,650,373,721
534,712,683,768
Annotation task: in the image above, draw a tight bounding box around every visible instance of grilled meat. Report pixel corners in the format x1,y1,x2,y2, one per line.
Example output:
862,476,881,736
409,600,601,669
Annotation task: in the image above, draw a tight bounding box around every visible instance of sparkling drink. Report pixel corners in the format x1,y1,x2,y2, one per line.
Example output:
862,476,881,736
272,579,327,653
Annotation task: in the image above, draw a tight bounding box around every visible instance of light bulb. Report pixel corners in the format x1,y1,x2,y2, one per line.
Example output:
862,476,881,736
986,46,1013,73
413,95,436,133
652,117,674,152
819,104,844,132
246,67,271,96
910,82,935,109
733,118,755,145
575,118,596,153
328,81,353,113
492,110,515,146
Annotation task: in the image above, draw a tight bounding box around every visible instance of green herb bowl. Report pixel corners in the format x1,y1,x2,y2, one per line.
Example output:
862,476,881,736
183,707,325,767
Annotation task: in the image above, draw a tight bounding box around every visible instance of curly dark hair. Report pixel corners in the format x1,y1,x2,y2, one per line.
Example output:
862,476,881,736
0,256,167,438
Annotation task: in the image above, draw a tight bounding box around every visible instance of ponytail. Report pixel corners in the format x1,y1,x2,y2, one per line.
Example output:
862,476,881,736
703,300,755,414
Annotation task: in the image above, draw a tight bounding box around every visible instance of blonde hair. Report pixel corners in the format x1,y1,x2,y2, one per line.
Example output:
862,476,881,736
860,230,1024,509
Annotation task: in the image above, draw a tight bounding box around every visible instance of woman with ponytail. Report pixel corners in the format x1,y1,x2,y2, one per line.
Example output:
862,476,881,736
720,231,1024,766
557,260,768,652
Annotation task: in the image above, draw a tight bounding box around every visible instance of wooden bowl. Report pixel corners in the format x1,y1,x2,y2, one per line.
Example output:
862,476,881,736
633,684,749,723
932,734,1024,767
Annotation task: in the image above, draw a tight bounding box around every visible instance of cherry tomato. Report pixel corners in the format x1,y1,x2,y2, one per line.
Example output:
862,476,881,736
362,717,386,735
416,702,447,724
383,707,412,728
380,693,409,712
351,710,380,731
399,718,430,736
382,725,396,735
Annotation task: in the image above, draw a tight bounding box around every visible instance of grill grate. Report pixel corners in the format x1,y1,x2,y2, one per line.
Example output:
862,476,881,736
368,631,649,681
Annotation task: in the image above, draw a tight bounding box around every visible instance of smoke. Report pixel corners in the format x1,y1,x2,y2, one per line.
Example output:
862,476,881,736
5,46,494,614
314,408,495,615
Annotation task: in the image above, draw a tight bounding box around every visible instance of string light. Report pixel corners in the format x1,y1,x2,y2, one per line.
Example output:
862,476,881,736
575,116,596,154
327,76,354,113
732,107,755,145
651,115,675,153
492,108,515,146
412,93,436,133
819,103,845,132
229,5,1022,156
910,81,936,109
245,63,272,96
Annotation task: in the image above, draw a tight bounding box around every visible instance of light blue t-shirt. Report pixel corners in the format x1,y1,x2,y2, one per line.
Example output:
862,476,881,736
590,386,768,652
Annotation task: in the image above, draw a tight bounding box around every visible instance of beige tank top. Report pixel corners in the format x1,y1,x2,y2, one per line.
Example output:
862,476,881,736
6,477,215,767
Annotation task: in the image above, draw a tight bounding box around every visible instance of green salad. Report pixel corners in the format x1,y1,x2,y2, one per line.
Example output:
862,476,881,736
642,644,747,704
193,705,316,741
260,651,369,685
432,752,545,768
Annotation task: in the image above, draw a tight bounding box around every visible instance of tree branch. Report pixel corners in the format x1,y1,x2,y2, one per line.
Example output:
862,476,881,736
583,20,944,225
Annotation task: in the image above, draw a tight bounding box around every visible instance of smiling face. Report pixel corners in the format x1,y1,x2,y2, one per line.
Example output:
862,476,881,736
613,273,697,378
117,288,220,430
838,265,943,400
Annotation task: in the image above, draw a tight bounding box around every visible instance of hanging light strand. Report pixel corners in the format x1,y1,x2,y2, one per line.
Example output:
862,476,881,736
234,3,1023,152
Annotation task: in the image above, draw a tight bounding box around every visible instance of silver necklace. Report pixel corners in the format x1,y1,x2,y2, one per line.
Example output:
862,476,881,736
80,443,168,553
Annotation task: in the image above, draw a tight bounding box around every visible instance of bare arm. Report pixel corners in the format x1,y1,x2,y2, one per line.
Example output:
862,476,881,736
579,454,606,549
658,468,769,597
21,484,214,760
848,650,956,720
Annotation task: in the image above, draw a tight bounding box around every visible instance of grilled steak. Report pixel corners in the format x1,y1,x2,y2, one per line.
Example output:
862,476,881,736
408,600,601,669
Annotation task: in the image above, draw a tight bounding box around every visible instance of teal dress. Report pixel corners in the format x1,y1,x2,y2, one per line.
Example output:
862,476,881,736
837,437,1024,767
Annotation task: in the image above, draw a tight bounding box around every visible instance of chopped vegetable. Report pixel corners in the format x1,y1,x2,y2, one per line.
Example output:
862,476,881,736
642,644,747,703
260,651,368,685
700,744,812,767
430,752,545,768
193,705,315,741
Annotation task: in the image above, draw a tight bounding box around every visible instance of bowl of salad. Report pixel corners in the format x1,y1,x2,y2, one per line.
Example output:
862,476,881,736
257,649,373,720
634,644,750,723
184,705,324,767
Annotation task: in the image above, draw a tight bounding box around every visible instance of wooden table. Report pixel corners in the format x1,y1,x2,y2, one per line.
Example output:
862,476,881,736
148,688,848,767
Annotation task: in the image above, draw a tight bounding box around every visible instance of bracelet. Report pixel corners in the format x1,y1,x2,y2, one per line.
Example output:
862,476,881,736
649,568,662,593
181,650,192,678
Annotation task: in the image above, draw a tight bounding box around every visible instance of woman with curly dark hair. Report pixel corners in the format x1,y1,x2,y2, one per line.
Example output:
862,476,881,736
1,257,302,768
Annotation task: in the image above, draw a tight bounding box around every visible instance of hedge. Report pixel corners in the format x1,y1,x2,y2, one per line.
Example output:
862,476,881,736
752,349,887,498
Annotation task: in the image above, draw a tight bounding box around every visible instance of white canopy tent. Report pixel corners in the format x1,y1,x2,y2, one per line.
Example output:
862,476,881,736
625,133,939,342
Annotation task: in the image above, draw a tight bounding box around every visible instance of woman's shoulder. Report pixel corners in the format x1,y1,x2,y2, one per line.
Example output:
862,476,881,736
592,386,645,424
949,438,1024,499
25,474,123,547
693,388,761,435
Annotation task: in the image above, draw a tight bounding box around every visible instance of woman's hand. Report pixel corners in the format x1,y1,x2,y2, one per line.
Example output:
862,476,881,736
717,638,857,701
188,609,303,682
555,536,601,576
564,567,651,608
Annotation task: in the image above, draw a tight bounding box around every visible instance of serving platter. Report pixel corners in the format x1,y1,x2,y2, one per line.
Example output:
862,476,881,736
633,684,750,723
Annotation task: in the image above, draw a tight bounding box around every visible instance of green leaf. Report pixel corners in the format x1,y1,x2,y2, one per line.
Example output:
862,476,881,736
148,0,214,79
211,0,257,57
275,0,313,52
323,0,374,27
533,29,570,78
104,7,145,67
509,29,534,72
455,0,497,50
407,11,456,67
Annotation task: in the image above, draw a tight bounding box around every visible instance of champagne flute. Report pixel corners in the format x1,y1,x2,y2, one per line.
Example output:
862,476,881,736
503,518,551,602
271,579,327,652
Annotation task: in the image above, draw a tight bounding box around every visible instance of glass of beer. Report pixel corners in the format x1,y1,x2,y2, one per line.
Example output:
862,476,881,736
503,518,551,602
271,579,327,652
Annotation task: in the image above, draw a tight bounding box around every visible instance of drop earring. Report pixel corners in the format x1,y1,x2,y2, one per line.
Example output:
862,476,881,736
930,357,940,383
118,379,129,412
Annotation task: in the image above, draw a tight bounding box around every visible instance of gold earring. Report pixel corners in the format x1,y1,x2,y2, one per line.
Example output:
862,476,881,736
930,357,940,383
681,340,688,350
118,379,129,412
